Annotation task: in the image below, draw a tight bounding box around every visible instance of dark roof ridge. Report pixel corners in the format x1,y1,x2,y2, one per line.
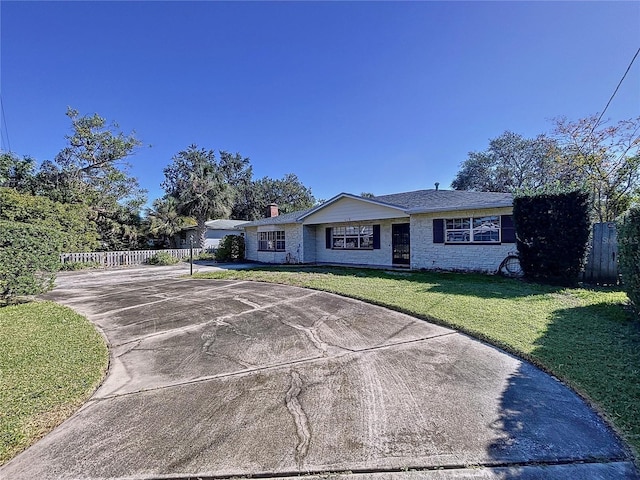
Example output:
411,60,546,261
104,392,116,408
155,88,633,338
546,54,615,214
241,189,513,227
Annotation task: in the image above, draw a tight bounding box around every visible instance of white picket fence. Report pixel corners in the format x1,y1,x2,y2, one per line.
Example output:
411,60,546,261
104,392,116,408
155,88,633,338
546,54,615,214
60,248,205,268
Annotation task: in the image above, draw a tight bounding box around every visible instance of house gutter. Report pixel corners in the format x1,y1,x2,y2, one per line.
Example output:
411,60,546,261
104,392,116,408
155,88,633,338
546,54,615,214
406,203,513,215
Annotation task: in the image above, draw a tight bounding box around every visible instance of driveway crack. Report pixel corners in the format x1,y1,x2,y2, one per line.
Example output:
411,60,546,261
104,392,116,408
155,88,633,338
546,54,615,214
279,318,329,356
285,370,311,466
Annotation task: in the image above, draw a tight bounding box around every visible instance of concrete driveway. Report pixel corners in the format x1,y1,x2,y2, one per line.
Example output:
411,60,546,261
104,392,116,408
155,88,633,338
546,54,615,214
1,264,637,479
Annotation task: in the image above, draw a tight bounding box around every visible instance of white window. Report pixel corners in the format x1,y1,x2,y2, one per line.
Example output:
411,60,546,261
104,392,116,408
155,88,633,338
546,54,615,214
258,231,285,251
445,216,500,243
332,225,373,249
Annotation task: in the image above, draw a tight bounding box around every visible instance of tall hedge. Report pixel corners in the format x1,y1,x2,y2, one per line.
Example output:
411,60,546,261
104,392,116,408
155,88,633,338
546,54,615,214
513,190,590,286
0,187,99,252
0,220,64,301
618,207,640,316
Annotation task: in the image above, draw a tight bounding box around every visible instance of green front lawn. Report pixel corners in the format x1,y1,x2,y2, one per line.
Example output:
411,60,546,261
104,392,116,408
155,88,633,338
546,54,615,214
0,302,108,465
194,266,640,456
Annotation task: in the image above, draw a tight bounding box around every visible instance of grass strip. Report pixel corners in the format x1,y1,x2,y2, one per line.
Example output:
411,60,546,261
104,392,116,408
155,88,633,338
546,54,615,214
194,266,640,456
0,301,108,465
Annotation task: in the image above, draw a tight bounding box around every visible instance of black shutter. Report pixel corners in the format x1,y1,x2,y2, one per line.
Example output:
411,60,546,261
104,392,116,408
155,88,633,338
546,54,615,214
373,224,381,249
501,215,516,243
433,219,444,244
325,227,332,249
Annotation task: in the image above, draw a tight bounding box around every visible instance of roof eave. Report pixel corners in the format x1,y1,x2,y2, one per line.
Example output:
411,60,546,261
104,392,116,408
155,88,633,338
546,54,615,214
407,203,513,214
296,192,407,221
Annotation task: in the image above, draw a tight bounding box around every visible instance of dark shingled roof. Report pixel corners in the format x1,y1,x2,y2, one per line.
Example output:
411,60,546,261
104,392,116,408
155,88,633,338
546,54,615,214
373,189,513,212
241,208,313,227
241,189,513,227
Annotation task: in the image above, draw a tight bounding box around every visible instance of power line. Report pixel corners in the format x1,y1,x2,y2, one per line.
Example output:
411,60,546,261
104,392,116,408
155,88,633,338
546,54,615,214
0,95,10,153
591,47,640,134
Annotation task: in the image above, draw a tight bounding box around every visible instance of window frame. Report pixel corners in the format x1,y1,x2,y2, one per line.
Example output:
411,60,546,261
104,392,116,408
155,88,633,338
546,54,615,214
444,215,501,244
258,230,286,252
331,224,374,250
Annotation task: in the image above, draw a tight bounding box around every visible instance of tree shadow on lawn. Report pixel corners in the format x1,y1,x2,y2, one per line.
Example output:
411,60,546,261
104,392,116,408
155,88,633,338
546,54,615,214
486,302,639,478
486,361,637,479
530,302,640,455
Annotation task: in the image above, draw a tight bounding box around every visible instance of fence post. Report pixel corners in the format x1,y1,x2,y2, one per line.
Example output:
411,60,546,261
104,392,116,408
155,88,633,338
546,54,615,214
189,235,194,276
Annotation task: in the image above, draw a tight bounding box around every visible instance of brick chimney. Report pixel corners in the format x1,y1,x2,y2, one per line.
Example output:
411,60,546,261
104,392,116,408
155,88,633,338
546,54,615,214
266,203,279,218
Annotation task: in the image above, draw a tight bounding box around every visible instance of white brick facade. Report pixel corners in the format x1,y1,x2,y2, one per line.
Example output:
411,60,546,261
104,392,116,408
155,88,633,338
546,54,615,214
242,192,515,273
314,219,407,266
410,208,514,273
244,224,304,264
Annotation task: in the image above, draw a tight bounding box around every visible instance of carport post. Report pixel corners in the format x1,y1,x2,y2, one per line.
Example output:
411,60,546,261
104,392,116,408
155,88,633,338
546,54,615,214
189,235,193,276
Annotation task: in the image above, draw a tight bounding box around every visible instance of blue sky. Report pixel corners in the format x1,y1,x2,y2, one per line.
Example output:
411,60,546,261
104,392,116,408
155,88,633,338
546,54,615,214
1,1,639,207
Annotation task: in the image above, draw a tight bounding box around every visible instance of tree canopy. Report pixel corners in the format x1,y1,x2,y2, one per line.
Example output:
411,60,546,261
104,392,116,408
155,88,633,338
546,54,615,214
553,115,640,222
451,131,563,193
145,196,195,248
234,173,315,220
161,144,316,245
0,152,37,193
1,108,148,251
162,145,235,248
452,116,640,221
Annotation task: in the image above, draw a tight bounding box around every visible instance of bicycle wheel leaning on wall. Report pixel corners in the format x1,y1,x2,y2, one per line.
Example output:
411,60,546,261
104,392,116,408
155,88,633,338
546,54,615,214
498,251,523,278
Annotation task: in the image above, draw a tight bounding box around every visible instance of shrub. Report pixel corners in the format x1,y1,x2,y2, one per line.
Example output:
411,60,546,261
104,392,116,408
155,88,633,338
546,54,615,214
215,235,245,262
59,261,102,271
0,220,64,301
513,190,590,286
146,251,179,266
618,207,640,317
194,252,216,261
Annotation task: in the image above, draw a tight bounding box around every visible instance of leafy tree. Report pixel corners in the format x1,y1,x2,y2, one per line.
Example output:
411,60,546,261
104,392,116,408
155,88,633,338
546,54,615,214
35,108,148,250
95,205,144,251
162,145,234,248
145,196,195,248
0,187,99,251
219,151,254,220
553,115,640,222
453,118,640,222
159,145,316,230
252,174,315,219
265,173,315,214
452,131,564,192
54,108,142,195
219,151,253,188
0,152,37,193
230,173,315,220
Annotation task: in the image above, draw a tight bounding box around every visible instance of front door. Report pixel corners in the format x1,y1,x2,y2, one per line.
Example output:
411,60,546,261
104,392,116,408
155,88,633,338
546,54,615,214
392,223,410,266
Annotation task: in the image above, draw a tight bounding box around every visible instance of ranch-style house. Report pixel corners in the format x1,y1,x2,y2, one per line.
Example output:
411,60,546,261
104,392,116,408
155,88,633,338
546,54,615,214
241,189,516,273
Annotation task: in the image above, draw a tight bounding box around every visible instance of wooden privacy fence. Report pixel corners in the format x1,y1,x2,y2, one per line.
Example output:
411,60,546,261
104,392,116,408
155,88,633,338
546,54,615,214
60,248,205,268
582,222,619,285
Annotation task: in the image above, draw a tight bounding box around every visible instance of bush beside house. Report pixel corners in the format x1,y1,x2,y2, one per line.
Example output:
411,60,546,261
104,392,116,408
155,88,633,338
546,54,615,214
513,190,590,286
618,207,640,317
215,235,245,262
